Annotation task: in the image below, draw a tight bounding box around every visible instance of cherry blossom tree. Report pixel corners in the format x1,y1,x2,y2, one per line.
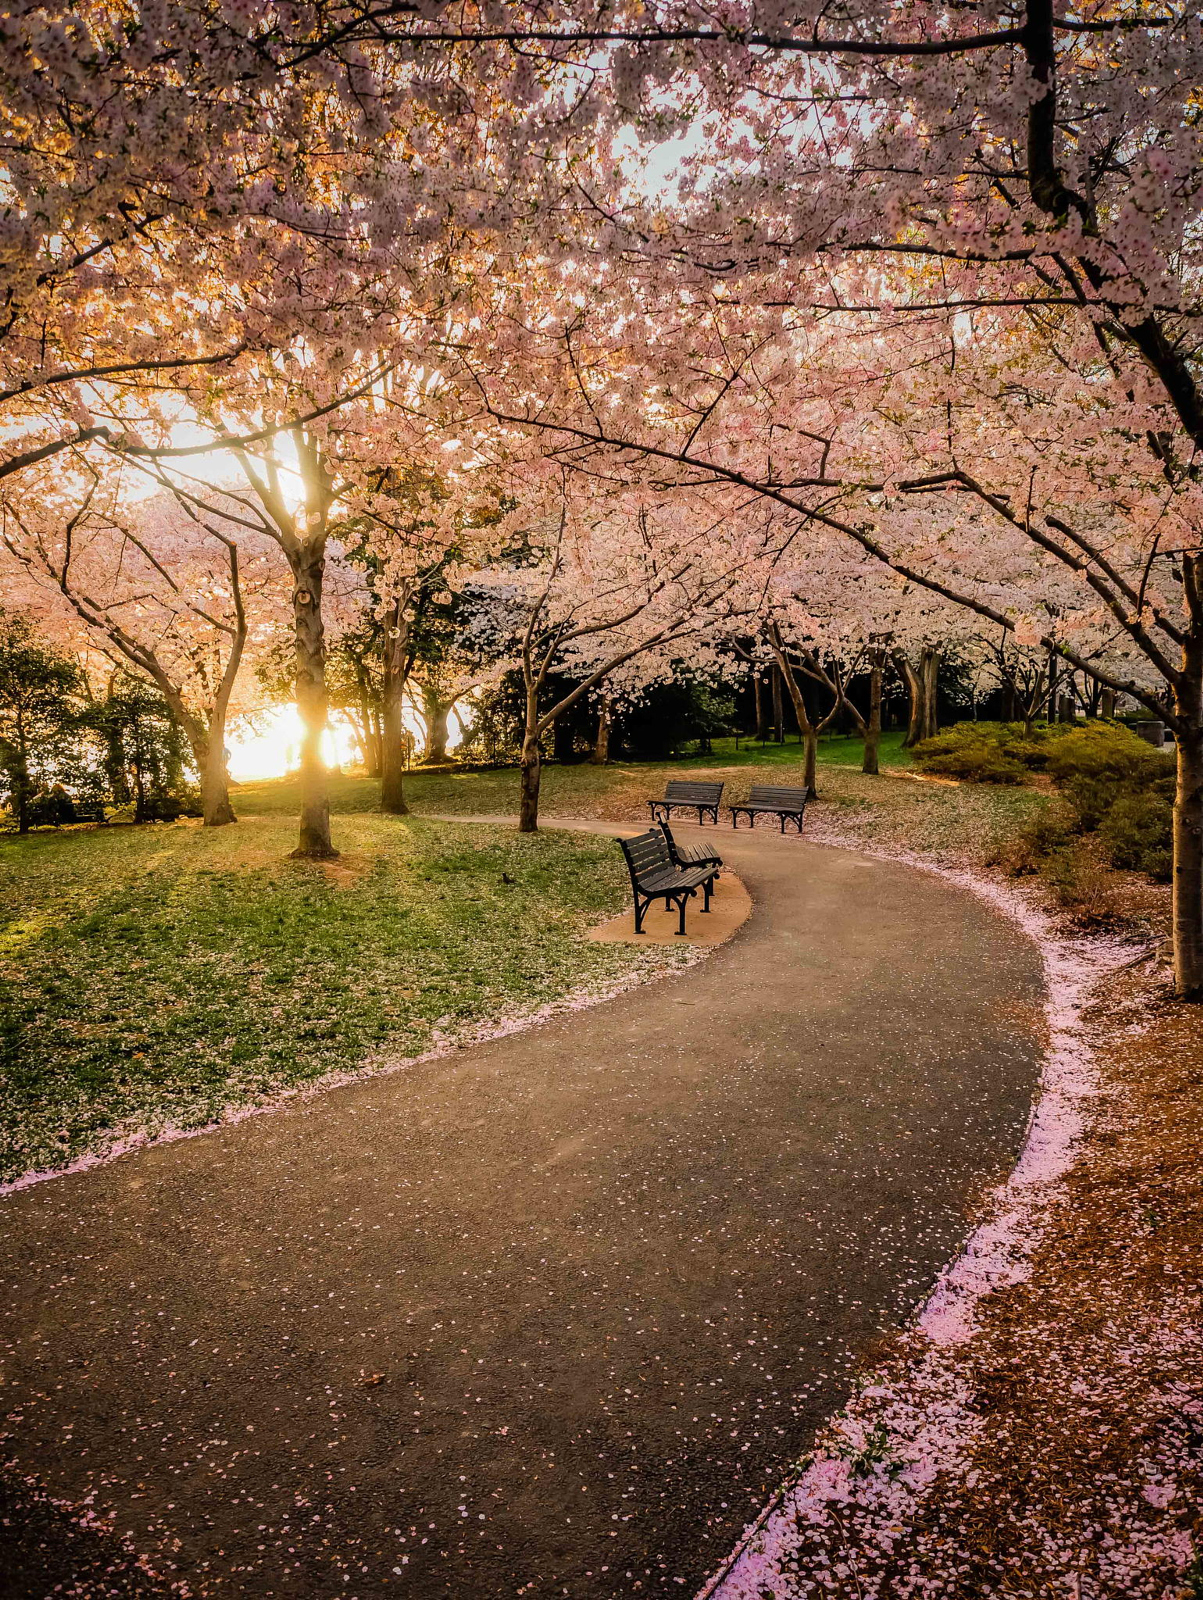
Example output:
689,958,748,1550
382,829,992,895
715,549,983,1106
465,471,790,830
0,467,285,826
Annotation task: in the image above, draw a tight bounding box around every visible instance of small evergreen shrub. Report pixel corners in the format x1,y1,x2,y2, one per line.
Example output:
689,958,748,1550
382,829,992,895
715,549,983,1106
911,721,1051,783
919,719,1175,888
1097,782,1174,880
1044,723,1174,830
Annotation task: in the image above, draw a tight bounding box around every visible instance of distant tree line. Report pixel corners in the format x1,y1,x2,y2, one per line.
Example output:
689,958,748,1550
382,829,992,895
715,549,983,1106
0,612,200,832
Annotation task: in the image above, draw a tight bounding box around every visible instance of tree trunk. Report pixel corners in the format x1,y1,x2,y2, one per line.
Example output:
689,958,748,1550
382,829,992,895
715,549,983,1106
380,606,410,816
290,544,338,858
921,647,940,741
863,656,883,775
425,700,453,765
899,655,923,747
1173,625,1203,1000
1101,688,1118,720
589,698,610,764
352,662,381,777
1003,674,1018,722
770,631,819,792
518,731,541,833
131,755,147,822
771,663,785,742
1047,651,1059,723
802,730,818,791
197,714,236,827
753,669,769,740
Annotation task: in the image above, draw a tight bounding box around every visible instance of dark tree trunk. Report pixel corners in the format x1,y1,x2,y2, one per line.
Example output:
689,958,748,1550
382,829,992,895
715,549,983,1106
380,605,409,817
518,732,541,833
132,756,147,823
1101,688,1118,720
352,660,381,777
589,698,610,764
425,700,453,765
1173,609,1203,1000
899,656,923,747
290,544,338,858
7,728,32,833
921,647,940,741
1003,675,1018,722
753,669,769,740
862,656,883,775
771,663,785,742
770,633,819,792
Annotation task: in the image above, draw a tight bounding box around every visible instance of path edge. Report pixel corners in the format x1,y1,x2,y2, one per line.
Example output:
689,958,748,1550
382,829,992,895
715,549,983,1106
693,826,1137,1600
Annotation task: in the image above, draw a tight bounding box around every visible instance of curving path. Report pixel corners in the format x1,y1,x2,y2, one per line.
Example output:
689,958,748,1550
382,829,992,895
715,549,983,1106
0,826,1044,1599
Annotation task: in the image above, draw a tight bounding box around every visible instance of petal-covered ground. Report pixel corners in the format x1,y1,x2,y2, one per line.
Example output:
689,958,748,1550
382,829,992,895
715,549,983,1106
0,826,1043,1598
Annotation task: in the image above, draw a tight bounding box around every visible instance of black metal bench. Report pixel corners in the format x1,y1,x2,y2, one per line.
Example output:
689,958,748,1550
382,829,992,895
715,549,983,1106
618,829,718,935
647,780,724,826
657,819,723,873
729,784,809,833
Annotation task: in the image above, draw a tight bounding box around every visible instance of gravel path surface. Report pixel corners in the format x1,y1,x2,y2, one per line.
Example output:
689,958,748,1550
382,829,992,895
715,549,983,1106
0,826,1043,1599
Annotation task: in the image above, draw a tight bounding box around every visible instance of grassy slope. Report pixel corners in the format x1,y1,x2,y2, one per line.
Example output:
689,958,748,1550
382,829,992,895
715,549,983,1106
0,814,676,1184
236,727,1045,866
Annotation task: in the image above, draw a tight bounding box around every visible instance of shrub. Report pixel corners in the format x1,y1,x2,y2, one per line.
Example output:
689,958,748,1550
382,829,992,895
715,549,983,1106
1044,723,1174,830
989,799,1077,879
1098,781,1174,880
910,721,1050,783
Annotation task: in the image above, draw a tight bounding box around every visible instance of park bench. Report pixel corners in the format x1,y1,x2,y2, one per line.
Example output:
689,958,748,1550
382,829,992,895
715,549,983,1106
728,783,810,833
657,819,723,873
618,829,718,935
647,779,724,826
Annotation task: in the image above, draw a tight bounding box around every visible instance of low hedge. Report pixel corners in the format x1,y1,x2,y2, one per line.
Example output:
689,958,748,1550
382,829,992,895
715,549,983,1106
914,719,1175,882
909,721,1054,784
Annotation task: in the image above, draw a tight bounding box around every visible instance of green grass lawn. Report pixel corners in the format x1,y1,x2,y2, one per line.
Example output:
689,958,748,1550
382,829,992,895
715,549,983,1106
234,723,1040,866
235,730,910,825
0,814,682,1185
3,732,1047,1186
695,729,913,769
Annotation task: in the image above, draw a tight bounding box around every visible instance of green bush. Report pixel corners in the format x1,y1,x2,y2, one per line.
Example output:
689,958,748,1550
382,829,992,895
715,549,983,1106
911,721,1052,783
918,719,1175,886
1097,782,1174,880
1044,723,1174,830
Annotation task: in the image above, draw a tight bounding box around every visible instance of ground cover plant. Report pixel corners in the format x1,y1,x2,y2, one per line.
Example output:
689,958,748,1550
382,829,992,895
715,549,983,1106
909,721,1177,937
0,809,680,1185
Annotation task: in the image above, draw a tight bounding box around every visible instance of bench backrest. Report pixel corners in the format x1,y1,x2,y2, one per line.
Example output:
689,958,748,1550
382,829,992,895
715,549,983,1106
662,780,724,803
619,829,674,887
748,784,809,807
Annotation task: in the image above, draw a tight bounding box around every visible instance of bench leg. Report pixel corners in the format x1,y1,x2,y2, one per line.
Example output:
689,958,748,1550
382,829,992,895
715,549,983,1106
702,879,712,912
633,895,648,934
675,893,689,936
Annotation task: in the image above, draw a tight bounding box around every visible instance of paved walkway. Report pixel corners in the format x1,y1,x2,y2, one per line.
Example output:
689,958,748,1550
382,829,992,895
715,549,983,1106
0,827,1044,1599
